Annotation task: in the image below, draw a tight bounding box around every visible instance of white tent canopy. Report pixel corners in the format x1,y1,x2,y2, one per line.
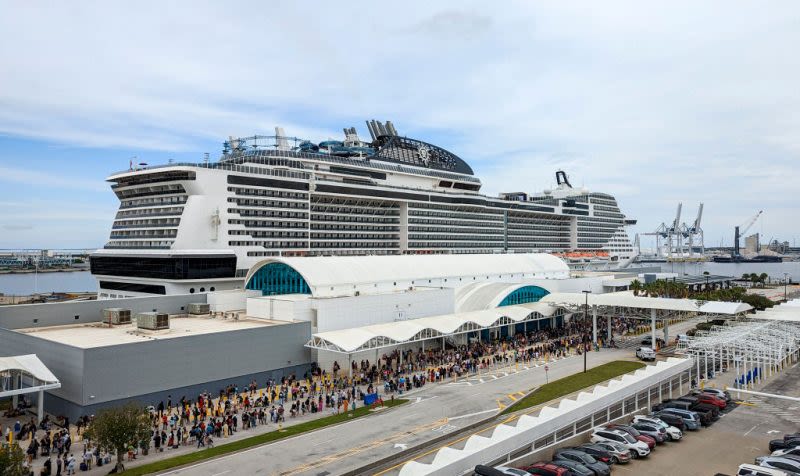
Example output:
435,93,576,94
540,292,752,315
306,302,566,353
0,354,61,422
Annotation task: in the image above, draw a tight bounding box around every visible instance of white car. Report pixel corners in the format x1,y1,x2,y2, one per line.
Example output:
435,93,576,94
632,415,683,440
738,463,790,476
636,347,656,361
772,447,800,458
590,428,651,458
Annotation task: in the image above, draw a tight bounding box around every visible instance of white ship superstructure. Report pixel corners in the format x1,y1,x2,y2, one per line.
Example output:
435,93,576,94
91,121,637,297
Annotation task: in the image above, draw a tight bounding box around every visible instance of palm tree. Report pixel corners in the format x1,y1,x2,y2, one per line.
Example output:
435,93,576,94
759,272,769,287
630,279,642,296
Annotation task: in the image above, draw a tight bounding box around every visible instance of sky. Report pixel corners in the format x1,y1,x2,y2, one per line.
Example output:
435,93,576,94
0,1,799,250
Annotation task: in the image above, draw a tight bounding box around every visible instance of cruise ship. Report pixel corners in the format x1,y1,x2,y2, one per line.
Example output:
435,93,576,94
90,121,637,297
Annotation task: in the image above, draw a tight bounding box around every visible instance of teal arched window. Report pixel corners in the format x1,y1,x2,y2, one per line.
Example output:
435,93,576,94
246,262,311,296
498,285,549,307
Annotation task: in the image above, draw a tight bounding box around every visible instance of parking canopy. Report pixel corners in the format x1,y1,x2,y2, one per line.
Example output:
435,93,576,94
539,292,752,315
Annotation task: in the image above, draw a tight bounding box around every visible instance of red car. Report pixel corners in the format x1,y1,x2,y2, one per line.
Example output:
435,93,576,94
520,462,573,476
696,393,727,409
604,424,657,449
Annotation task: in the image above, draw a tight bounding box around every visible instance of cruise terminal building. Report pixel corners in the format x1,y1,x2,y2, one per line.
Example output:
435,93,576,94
1,253,633,419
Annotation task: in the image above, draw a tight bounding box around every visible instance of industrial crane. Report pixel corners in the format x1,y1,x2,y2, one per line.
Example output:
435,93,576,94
734,210,763,257
681,203,704,255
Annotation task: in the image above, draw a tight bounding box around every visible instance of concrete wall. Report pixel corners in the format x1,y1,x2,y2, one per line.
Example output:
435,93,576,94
81,320,312,406
0,328,85,406
0,293,207,330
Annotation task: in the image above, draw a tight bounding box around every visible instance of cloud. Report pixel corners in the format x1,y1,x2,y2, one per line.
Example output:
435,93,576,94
0,165,108,192
0,0,798,245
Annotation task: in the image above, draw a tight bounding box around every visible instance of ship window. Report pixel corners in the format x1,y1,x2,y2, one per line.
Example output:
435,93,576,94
190,288,195,293
200,287,205,292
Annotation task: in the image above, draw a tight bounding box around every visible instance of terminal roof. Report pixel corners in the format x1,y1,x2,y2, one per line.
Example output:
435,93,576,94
17,315,285,349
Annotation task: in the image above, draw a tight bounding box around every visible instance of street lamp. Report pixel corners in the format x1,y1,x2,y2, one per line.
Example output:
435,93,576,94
582,290,591,373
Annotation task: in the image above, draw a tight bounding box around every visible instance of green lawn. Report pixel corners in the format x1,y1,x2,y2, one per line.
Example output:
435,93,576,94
123,398,408,475
502,360,645,415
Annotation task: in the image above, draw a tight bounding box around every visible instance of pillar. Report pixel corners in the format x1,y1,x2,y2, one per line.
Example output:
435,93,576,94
663,319,669,346
607,314,612,344
651,308,657,351
37,389,44,423
592,305,598,345
11,371,18,408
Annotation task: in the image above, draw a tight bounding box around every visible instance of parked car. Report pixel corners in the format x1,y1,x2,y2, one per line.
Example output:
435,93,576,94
649,412,688,431
552,449,611,476
605,424,657,448
550,459,595,476
573,444,615,464
770,437,800,453
700,387,733,403
588,441,633,464
656,409,701,430
636,347,656,361
692,402,721,420
631,421,669,443
737,463,792,475
495,467,532,476
631,415,683,440
693,393,727,409
773,447,800,458
654,399,693,412
474,465,515,476
519,462,574,476
590,428,650,458
755,455,800,474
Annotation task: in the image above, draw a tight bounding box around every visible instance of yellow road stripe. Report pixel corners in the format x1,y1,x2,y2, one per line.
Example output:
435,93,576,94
507,394,518,401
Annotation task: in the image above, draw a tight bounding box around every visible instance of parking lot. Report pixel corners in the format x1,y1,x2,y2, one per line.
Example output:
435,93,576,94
602,365,800,476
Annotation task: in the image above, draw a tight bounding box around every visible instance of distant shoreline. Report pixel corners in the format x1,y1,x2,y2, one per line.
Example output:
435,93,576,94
0,268,89,275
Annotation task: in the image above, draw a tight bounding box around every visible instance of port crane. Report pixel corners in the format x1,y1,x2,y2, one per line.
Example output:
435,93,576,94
680,203,705,255
641,203,705,260
733,210,763,258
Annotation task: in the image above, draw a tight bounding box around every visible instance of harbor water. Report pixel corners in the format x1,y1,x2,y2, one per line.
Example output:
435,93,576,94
0,271,97,295
0,261,798,296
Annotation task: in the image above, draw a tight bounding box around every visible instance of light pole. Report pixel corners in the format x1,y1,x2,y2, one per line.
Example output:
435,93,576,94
784,273,790,302
583,290,591,373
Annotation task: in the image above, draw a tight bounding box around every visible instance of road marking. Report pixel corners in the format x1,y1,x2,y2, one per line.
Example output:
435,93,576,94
768,430,781,434
431,424,457,433
211,472,230,476
496,399,507,410
744,424,760,436
507,394,518,401
278,418,447,475
394,443,408,450
448,408,499,421
492,375,498,380
516,391,526,396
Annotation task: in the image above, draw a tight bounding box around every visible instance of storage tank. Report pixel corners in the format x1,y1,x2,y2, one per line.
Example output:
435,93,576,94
135,312,170,330
188,303,210,315
102,308,131,325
